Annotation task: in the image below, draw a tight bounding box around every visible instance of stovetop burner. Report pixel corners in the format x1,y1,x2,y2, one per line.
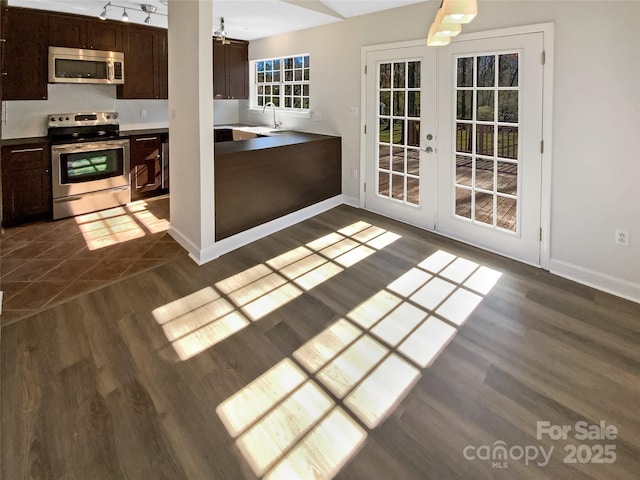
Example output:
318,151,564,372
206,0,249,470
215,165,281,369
47,111,120,143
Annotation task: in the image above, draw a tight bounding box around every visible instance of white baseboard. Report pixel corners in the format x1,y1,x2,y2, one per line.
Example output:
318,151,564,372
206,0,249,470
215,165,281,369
342,195,360,208
191,195,344,265
168,225,204,264
549,258,640,304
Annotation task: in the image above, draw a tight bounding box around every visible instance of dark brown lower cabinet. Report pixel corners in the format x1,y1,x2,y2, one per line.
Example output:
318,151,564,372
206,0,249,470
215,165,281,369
130,134,162,200
215,136,342,240
1,143,52,227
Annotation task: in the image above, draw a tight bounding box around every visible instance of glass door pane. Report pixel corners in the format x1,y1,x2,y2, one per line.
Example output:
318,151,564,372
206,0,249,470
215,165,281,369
454,52,520,232
377,60,421,206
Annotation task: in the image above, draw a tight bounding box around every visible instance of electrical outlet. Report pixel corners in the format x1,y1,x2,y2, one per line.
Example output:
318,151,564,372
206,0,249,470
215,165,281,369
140,109,147,119
352,168,358,179
349,106,358,116
615,229,629,247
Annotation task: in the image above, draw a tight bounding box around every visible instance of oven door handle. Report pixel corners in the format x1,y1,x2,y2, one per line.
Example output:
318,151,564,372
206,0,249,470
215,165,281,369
51,140,129,153
54,195,84,203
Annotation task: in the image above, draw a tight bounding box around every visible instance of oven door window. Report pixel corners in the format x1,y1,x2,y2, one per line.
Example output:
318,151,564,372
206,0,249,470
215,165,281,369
55,58,108,80
60,148,123,184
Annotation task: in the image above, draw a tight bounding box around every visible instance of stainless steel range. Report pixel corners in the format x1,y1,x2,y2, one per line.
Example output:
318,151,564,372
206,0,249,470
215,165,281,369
48,112,130,220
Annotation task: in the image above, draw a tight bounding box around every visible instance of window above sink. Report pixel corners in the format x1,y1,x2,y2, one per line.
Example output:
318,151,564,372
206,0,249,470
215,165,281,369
252,54,310,111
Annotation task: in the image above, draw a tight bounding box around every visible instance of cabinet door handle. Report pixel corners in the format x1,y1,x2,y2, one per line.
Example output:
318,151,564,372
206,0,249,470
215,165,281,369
11,147,44,153
135,137,159,142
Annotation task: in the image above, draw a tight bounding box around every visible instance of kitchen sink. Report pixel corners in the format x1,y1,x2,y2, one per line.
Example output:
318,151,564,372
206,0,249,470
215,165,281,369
214,125,286,143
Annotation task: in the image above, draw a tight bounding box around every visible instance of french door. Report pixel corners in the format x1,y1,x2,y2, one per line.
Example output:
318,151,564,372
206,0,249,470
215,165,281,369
364,46,437,229
364,31,544,265
437,32,543,265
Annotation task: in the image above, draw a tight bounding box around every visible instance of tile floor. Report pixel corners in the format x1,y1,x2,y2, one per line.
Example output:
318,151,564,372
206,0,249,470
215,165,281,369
0,195,185,325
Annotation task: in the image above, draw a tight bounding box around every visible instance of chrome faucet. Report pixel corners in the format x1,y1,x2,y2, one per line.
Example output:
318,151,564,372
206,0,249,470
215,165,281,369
262,102,280,129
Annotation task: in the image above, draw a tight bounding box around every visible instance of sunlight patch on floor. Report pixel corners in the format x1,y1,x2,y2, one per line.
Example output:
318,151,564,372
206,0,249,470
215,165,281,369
316,335,388,398
154,221,401,361
152,287,250,361
216,359,308,438
293,319,362,374
264,407,366,480
217,248,503,479
75,200,168,250
344,354,420,429
236,380,334,476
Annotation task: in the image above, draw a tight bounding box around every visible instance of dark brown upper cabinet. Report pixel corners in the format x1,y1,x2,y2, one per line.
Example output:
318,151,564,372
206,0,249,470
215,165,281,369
213,39,249,100
2,7,48,100
48,13,122,51
117,25,167,99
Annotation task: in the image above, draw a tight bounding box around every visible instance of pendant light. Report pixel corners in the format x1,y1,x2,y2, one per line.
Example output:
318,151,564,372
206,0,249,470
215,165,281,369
441,0,477,24
433,7,462,36
427,22,451,46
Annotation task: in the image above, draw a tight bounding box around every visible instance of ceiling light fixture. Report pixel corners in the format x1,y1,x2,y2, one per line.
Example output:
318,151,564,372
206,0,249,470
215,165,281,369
433,7,462,36
441,0,477,24
141,4,157,24
427,0,477,47
98,2,167,25
214,17,228,43
99,3,109,20
427,22,451,46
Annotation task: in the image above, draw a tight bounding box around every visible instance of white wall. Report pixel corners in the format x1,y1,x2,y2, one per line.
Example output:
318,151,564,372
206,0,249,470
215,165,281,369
1,85,239,138
242,1,640,301
166,0,215,263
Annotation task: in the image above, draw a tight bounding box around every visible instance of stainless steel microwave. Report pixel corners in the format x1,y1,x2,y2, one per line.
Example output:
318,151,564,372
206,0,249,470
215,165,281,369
48,46,124,84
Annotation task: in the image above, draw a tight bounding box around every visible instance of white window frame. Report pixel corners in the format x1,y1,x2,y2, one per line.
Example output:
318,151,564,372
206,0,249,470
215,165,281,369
249,54,311,116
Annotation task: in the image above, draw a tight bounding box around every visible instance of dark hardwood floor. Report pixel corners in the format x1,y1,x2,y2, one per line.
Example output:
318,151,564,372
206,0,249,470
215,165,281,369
2,205,639,479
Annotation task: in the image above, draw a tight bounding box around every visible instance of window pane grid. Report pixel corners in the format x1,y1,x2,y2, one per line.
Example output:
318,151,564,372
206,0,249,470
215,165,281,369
255,55,310,111
454,52,520,232
376,60,421,207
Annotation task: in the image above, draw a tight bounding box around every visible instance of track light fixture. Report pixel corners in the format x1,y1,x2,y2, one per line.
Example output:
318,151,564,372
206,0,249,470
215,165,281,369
98,2,167,25
214,17,228,43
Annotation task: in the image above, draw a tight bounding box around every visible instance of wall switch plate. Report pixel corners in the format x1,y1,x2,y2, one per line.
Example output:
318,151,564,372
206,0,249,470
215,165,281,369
615,229,629,246
349,107,358,116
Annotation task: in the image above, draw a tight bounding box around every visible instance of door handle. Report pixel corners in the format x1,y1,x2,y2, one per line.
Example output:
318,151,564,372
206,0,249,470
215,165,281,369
423,146,434,154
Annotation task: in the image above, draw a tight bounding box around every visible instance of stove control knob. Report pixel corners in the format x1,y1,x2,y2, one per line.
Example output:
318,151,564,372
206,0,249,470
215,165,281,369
50,117,56,122
58,117,64,121
66,117,70,120
112,114,118,119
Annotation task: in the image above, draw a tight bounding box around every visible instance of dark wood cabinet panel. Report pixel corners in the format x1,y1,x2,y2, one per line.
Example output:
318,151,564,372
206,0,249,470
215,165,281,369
130,135,162,199
48,13,85,48
118,25,167,99
2,7,48,100
227,42,249,99
213,39,248,100
85,19,123,51
215,136,342,240
49,14,122,51
1,143,52,226
213,41,227,99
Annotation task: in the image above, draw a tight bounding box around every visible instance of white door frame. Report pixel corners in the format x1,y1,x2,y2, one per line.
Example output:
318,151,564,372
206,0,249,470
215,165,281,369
359,23,554,269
